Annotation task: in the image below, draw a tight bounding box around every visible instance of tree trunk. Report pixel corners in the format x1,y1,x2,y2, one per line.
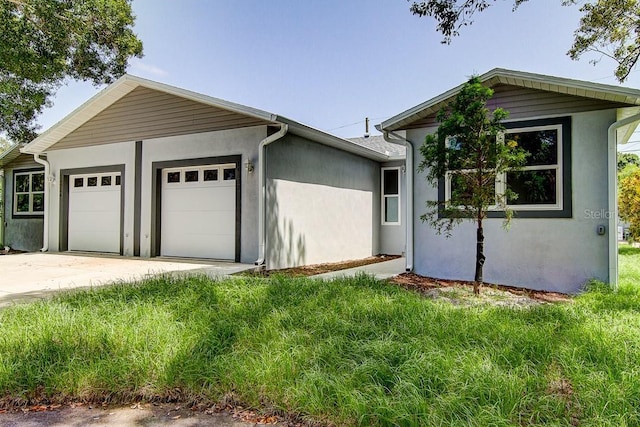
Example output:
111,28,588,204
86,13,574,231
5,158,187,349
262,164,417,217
474,225,485,295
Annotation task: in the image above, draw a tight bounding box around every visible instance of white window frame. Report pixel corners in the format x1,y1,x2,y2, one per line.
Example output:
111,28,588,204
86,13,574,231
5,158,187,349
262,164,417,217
443,123,563,212
381,167,401,225
13,170,45,216
501,123,563,211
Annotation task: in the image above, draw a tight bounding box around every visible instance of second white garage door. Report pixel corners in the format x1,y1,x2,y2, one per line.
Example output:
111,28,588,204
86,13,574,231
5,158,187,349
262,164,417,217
161,164,236,259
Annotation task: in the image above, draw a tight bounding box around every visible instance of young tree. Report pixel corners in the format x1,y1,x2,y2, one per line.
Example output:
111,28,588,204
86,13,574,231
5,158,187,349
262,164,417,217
418,77,527,294
409,0,640,82
0,0,143,143
619,167,640,241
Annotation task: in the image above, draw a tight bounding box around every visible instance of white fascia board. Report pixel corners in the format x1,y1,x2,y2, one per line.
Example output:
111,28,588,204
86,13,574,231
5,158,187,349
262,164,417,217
277,116,390,162
380,68,640,132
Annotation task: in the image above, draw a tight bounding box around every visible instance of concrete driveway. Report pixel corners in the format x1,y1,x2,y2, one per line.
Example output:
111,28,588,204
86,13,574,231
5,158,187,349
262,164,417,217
0,252,254,306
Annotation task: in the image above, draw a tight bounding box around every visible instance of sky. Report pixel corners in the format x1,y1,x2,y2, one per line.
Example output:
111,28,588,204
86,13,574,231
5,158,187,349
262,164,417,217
35,0,640,153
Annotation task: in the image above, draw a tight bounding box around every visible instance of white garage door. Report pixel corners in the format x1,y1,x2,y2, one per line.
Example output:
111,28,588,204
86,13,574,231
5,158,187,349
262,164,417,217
69,172,122,253
161,164,236,260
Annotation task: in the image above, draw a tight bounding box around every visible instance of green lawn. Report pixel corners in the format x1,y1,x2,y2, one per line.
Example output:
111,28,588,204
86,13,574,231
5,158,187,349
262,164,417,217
1,248,640,426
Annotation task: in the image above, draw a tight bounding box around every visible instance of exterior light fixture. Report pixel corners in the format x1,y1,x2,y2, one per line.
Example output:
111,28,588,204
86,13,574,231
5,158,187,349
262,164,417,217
245,159,254,173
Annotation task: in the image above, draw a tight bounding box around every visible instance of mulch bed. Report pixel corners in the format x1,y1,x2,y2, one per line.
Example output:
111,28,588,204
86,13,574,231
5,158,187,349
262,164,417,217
242,254,401,277
391,273,573,304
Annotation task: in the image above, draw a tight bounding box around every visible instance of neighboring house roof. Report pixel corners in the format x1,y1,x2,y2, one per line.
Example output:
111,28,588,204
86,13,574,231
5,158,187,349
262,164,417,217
0,144,23,168
348,135,406,160
379,68,640,140
22,74,389,162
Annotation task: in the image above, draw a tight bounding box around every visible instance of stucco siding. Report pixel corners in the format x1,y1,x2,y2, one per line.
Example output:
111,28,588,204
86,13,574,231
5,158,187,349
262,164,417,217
140,126,264,262
3,165,45,251
266,135,380,269
45,141,136,255
408,109,614,293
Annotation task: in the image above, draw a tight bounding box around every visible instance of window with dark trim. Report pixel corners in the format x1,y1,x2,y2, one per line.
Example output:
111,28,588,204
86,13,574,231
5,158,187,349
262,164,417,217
14,171,45,215
439,116,572,218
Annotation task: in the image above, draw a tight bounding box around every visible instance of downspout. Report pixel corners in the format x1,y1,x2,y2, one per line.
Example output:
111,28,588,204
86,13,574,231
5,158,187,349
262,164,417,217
382,129,414,272
33,154,49,252
607,112,640,290
255,124,289,266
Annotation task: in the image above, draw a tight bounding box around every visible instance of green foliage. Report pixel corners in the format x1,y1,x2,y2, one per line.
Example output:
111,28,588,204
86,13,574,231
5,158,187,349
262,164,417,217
409,0,529,42
618,152,640,172
409,0,640,82
417,76,527,235
1,258,640,425
0,0,143,142
567,0,640,82
619,167,640,241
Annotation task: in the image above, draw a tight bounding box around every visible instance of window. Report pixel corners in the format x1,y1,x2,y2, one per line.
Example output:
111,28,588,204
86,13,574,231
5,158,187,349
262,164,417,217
382,167,400,224
223,168,236,181
204,169,218,181
440,116,571,218
14,171,45,215
185,170,199,182
167,171,180,183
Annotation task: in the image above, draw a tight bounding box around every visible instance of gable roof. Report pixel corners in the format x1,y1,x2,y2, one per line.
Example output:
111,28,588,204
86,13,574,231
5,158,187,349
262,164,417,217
0,144,24,168
22,75,389,161
379,68,640,133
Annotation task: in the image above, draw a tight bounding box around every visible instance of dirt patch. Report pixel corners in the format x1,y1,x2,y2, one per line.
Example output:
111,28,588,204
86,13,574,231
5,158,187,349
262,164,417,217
242,254,401,277
0,248,25,255
391,273,572,307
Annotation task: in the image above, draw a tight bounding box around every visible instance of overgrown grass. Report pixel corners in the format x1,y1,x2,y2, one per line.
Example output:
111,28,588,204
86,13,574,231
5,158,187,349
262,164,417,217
1,249,640,425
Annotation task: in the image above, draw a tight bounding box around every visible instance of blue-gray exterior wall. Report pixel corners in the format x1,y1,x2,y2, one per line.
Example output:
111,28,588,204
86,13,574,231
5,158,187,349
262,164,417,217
266,134,380,269
408,109,614,293
2,164,44,252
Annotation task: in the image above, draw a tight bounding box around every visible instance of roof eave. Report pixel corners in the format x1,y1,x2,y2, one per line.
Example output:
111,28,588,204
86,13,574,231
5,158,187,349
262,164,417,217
380,68,640,132
276,116,390,161
0,144,25,168
22,74,281,154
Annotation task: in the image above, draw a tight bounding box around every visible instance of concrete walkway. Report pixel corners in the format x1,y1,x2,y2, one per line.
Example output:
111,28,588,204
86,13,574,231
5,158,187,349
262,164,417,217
313,256,406,280
0,252,254,307
0,403,284,426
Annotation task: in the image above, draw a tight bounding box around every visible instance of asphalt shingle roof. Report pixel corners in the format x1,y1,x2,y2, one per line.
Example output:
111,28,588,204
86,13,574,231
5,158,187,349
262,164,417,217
347,135,406,159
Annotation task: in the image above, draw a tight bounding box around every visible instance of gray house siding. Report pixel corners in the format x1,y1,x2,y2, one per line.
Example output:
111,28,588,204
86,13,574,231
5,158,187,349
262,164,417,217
2,156,44,251
50,87,271,151
266,134,380,269
408,85,628,129
408,109,614,293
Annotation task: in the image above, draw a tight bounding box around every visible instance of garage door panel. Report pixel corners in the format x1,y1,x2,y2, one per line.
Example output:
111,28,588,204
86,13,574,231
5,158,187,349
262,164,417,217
163,186,234,211
69,212,120,232
162,211,235,234
160,164,237,260
161,233,235,259
69,231,120,254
